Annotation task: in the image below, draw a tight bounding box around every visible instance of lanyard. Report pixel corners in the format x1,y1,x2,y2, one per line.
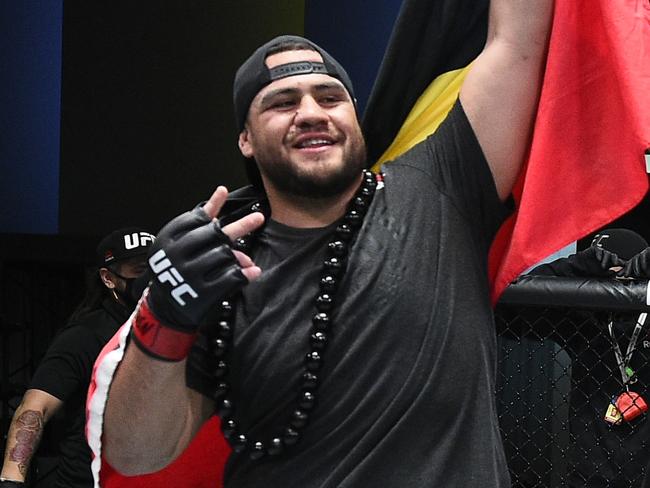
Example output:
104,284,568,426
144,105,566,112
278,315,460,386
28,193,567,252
608,313,647,387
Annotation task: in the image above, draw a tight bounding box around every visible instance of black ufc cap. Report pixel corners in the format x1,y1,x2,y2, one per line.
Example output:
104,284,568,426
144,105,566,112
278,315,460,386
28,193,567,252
96,227,155,267
233,34,356,132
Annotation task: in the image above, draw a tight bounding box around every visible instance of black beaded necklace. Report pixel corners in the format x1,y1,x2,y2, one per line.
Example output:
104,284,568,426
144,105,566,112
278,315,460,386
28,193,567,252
207,169,381,461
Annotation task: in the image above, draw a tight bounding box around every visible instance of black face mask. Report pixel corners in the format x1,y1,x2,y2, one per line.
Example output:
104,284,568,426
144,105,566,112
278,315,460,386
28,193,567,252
109,269,152,310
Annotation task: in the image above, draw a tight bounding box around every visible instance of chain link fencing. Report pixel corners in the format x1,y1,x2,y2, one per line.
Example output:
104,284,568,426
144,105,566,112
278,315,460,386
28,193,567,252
496,276,650,487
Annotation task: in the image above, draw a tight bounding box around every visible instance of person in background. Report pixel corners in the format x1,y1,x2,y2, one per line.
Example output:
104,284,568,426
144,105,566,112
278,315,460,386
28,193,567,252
0,228,154,488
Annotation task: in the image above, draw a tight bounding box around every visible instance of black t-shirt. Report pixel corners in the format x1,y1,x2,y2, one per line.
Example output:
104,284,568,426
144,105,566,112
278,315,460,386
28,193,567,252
190,100,510,487
30,298,129,488
521,262,650,487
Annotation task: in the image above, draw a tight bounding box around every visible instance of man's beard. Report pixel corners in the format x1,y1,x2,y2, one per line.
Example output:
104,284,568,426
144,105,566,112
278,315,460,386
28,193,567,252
257,144,367,199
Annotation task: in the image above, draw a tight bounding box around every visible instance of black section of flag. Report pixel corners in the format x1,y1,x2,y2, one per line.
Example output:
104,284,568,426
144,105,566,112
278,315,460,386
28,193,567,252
362,0,488,165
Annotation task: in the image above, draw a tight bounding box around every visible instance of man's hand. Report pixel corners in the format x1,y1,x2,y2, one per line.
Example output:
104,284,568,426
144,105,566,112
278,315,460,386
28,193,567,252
618,248,650,279
208,187,265,282
133,186,264,360
592,246,626,273
567,246,625,277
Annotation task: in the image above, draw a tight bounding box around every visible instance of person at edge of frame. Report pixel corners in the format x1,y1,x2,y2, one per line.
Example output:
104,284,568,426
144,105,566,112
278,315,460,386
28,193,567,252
0,228,154,488
500,228,650,487
90,1,554,486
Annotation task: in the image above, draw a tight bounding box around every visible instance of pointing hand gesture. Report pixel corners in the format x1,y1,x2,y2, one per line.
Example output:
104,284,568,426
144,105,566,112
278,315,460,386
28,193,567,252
132,187,265,361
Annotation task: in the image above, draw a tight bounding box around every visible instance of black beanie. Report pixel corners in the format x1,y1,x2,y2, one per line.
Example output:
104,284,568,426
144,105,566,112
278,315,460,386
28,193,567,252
590,228,648,260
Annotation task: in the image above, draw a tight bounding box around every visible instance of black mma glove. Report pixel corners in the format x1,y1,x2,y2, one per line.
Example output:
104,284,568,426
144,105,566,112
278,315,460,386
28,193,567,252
131,205,247,361
618,247,650,279
591,246,626,274
531,246,624,278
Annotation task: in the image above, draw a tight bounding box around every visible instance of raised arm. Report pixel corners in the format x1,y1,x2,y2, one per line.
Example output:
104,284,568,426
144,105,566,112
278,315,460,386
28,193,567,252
1,390,62,483
101,187,264,474
460,0,554,200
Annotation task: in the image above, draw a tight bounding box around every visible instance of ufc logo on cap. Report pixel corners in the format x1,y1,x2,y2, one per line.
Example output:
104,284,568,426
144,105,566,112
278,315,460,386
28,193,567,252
149,249,198,306
125,232,155,250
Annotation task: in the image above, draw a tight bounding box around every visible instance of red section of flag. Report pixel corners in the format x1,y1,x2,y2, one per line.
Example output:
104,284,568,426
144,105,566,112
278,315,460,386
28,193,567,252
100,415,230,487
489,0,650,303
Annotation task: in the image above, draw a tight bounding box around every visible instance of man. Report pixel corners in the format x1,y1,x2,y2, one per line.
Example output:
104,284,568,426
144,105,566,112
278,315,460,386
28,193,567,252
92,1,553,486
0,228,153,488
504,229,650,487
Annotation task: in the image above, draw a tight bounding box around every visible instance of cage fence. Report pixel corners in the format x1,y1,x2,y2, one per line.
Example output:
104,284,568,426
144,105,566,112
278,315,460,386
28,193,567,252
496,276,650,487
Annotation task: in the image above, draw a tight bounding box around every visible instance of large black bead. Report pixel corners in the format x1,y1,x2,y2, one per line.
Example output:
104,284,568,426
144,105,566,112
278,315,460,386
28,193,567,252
335,223,353,241
217,398,234,418
327,240,347,257
232,434,248,453
234,236,249,252
220,301,234,318
315,293,333,312
363,171,377,187
249,441,266,460
305,351,323,371
312,313,330,331
310,331,327,350
221,418,238,440
214,360,228,378
217,320,233,339
283,427,300,446
352,196,367,212
290,409,309,429
301,372,319,390
319,275,337,292
299,391,316,411
268,437,284,456
323,257,344,275
212,381,230,401
360,184,375,197
211,338,228,357
345,210,363,227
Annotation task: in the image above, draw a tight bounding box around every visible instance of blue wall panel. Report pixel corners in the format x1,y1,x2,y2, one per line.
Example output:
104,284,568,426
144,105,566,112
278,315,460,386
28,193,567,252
0,1,63,234
304,0,402,114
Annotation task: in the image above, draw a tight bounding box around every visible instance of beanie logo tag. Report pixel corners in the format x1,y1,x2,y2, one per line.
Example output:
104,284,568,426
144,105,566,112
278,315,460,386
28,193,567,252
591,233,610,248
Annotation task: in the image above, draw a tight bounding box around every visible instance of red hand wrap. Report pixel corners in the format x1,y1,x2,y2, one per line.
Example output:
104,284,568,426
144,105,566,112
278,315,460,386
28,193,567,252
132,298,197,361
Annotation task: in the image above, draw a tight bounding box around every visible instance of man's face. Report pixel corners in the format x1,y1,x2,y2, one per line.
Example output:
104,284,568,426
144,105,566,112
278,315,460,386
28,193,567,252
238,49,366,198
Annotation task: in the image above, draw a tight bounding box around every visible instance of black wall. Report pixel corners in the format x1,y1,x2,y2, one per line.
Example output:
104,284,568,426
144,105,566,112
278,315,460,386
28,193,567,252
59,2,306,237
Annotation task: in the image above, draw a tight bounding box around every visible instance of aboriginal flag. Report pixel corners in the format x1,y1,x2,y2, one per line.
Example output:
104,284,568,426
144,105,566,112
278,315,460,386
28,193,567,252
364,0,650,303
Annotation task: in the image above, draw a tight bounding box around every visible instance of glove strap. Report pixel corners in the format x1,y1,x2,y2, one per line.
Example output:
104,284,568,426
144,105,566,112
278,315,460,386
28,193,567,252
131,295,197,361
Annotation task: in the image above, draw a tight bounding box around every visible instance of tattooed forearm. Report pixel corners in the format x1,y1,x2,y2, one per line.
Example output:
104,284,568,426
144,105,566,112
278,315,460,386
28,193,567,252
9,410,44,476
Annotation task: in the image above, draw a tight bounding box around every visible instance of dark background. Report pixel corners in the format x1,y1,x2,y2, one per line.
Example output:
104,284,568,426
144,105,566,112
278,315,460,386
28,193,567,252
0,1,400,250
